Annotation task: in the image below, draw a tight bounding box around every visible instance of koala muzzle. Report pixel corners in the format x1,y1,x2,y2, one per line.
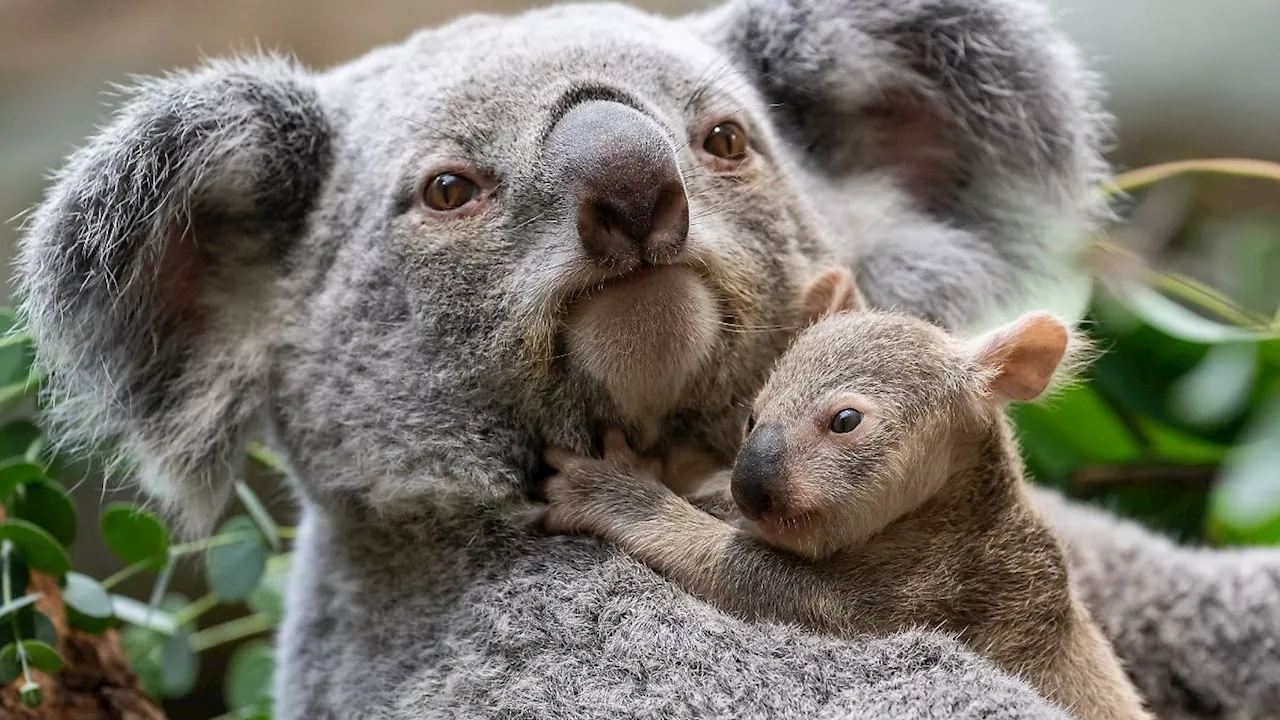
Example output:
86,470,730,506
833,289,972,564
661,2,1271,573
731,422,787,520
546,100,689,265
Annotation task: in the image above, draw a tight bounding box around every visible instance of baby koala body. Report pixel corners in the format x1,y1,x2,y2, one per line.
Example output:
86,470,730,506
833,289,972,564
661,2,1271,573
543,269,1151,720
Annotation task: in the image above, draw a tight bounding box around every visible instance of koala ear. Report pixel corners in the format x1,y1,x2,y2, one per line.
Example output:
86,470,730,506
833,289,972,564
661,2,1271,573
16,55,333,535
802,266,863,324
694,0,1104,223
969,312,1070,403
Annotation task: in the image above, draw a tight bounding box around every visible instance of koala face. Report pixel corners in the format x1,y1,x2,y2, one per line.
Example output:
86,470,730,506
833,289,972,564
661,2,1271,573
735,312,974,558
16,0,1106,532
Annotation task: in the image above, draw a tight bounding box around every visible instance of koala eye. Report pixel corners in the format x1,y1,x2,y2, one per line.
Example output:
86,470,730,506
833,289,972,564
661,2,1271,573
745,414,757,435
702,121,748,160
423,173,480,212
830,408,863,434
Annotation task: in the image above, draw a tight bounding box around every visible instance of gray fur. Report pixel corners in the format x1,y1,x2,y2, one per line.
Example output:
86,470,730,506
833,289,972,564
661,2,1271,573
11,0,1278,718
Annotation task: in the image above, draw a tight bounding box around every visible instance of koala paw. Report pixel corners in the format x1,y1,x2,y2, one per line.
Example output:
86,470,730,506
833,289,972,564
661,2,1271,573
541,429,664,537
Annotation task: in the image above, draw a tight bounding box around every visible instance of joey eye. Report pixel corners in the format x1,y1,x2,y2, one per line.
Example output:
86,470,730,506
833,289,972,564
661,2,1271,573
703,121,748,160
423,173,480,212
830,408,863,434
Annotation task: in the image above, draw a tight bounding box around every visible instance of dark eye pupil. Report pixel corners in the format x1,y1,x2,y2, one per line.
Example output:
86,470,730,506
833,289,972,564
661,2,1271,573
704,122,747,159
425,173,477,211
745,414,756,433
830,408,863,434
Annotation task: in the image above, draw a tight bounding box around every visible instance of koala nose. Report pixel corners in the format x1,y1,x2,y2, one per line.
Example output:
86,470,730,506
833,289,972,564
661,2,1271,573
546,100,689,264
731,422,787,520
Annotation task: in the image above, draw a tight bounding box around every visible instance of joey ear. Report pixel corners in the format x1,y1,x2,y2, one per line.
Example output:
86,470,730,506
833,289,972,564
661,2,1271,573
16,55,333,535
970,312,1070,403
802,266,863,324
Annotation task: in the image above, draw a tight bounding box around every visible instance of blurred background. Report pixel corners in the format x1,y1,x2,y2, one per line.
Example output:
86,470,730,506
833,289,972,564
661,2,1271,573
0,0,1278,718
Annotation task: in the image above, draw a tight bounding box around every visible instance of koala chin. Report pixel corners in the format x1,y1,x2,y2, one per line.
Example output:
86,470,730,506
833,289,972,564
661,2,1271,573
563,266,719,432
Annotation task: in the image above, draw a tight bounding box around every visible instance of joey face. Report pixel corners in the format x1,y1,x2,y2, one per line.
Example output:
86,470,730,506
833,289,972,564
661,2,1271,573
733,312,975,559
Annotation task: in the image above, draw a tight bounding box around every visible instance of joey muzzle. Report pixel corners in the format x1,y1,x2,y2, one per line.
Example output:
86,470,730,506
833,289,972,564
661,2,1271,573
545,100,689,265
731,422,787,520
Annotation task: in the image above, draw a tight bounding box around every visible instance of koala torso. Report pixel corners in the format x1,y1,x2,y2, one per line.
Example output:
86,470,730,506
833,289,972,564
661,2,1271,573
18,1,1112,717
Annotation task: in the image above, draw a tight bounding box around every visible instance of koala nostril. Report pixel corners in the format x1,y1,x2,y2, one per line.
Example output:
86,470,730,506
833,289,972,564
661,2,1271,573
547,100,689,264
731,422,787,521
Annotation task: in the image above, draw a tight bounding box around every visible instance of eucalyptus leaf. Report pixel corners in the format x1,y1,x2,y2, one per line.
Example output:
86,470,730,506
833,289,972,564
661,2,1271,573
159,629,198,697
64,572,113,634
13,480,77,547
121,624,164,698
225,640,275,712
1119,283,1280,345
0,421,42,462
1209,392,1280,545
0,459,46,502
247,553,292,626
101,503,170,571
1170,343,1258,428
0,520,70,577
206,516,268,602
0,639,64,675
0,607,57,649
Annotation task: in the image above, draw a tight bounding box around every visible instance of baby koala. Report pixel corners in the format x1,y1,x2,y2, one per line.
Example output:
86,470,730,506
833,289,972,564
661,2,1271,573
543,269,1151,720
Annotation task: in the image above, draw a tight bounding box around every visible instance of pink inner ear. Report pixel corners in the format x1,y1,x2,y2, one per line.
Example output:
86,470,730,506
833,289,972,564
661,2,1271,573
979,314,1069,401
803,267,860,323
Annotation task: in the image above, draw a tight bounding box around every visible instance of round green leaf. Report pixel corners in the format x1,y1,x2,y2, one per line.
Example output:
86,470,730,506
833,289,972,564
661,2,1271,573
64,572,113,634
0,639,64,675
121,625,164,698
225,640,275,711
19,640,62,674
206,516,268,602
0,460,46,502
247,553,292,626
14,481,77,547
0,520,70,577
0,607,56,649
1209,392,1280,545
101,504,170,571
0,643,17,684
159,630,198,697
0,421,42,462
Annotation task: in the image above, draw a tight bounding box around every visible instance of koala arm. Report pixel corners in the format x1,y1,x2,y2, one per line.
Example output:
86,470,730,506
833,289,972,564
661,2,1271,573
1030,486,1280,719
543,438,846,631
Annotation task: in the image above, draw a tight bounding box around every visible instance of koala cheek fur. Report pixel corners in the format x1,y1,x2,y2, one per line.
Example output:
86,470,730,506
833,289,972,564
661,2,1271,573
14,0,1280,718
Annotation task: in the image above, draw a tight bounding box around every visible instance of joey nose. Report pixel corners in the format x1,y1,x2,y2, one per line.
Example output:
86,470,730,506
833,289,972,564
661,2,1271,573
731,423,787,520
546,100,689,263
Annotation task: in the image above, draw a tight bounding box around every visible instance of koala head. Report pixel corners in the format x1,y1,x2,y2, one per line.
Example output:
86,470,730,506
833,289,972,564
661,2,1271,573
734,271,1077,558
15,0,1105,533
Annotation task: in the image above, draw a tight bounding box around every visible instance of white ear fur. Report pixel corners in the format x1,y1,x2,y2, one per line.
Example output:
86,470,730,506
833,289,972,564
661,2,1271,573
970,312,1071,402
802,267,865,324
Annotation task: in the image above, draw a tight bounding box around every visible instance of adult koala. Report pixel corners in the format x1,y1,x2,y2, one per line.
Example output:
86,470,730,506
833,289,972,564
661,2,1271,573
15,0,1280,717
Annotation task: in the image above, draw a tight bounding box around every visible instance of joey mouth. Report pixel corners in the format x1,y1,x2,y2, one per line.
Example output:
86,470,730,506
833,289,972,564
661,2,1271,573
561,263,721,427
746,509,824,554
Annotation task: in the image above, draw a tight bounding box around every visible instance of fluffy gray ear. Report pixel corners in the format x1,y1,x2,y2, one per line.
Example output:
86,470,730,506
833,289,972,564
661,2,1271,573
14,55,333,534
700,0,1106,218
694,0,1110,327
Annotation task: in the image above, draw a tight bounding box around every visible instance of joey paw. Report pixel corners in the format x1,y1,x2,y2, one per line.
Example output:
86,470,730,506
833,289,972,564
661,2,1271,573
540,429,664,537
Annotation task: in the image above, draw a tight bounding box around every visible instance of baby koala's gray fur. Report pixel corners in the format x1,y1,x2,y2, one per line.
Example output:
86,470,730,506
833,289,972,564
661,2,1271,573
12,0,1280,717
542,283,1150,720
